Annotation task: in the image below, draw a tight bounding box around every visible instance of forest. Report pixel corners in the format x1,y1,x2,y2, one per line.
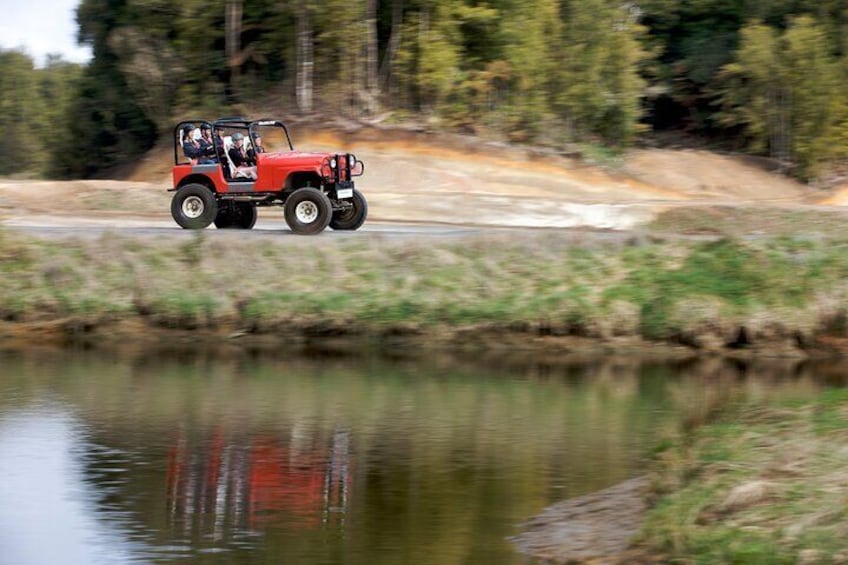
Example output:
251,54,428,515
3,0,848,181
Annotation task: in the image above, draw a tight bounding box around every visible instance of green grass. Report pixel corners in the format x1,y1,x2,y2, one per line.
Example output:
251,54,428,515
2,228,848,346
640,390,848,563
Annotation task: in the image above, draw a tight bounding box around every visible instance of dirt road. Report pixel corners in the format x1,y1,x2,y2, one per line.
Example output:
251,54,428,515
0,136,841,236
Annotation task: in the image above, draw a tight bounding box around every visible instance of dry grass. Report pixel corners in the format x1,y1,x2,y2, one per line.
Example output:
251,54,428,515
640,390,848,564
2,229,848,352
649,206,848,239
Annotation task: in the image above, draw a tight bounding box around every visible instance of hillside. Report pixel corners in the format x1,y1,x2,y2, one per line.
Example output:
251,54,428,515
2,125,843,232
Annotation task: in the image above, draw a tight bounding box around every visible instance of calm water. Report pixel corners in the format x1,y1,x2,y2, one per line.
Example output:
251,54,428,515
0,350,841,565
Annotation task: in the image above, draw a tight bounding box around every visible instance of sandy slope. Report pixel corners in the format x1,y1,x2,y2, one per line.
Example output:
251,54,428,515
0,128,826,230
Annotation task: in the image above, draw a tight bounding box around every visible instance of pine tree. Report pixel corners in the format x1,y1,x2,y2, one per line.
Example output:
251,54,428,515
720,17,848,179
498,0,559,140
555,0,647,145
0,50,43,175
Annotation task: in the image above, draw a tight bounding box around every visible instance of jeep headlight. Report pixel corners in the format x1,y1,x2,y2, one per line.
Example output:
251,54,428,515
330,158,337,169
349,155,357,167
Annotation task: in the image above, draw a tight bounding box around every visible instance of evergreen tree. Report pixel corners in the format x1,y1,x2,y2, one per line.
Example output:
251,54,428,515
498,0,559,140
0,50,44,175
555,0,647,145
0,51,81,177
720,17,847,179
57,0,157,178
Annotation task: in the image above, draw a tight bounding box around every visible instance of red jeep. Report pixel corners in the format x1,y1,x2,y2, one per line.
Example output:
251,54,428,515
170,118,367,235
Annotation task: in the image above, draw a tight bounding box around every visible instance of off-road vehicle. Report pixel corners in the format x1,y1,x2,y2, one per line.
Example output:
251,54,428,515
170,118,367,235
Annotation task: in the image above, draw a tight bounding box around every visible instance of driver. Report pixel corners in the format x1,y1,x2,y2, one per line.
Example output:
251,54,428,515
247,133,266,165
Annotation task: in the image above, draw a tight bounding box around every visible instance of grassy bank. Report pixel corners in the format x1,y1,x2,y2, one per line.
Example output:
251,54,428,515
639,390,848,564
2,228,848,352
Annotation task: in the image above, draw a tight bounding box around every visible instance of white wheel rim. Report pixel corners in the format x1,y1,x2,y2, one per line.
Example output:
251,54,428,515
295,201,319,224
182,195,205,219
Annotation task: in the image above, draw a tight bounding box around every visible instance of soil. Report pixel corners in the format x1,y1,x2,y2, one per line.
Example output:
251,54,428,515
1,125,837,231
510,477,655,565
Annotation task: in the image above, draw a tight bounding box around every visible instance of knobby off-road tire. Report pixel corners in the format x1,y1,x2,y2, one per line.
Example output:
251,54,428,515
171,184,218,229
284,188,333,235
330,189,368,231
214,202,258,229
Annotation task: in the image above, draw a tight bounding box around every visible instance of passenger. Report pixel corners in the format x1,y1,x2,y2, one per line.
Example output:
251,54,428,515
213,129,227,163
181,124,216,164
181,124,201,162
198,124,218,163
247,133,266,165
228,132,257,180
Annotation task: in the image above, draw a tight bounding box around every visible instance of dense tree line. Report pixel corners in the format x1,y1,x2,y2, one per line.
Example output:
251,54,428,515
0,52,81,177
3,0,848,180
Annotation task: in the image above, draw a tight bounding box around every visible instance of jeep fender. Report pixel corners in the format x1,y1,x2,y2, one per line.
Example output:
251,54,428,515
283,171,324,191
176,174,217,193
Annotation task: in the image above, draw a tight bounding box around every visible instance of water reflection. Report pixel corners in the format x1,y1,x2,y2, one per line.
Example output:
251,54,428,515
0,406,144,564
0,350,843,564
166,426,351,538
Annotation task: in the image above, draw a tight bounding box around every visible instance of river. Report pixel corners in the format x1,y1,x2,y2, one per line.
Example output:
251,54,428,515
0,349,840,564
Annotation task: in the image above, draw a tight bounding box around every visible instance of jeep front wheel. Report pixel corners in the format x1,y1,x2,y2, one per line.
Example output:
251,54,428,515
171,184,217,229
215,202,258,229
284,188,332,235
330,190,368,231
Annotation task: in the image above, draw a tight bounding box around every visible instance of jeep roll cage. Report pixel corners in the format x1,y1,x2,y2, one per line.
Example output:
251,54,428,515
173,118,294,165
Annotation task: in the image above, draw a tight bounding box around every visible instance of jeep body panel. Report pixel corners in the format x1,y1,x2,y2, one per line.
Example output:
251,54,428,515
255,152,328,191
173,163,229,192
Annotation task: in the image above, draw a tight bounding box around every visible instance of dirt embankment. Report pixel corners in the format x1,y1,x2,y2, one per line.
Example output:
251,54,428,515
2,124,837,231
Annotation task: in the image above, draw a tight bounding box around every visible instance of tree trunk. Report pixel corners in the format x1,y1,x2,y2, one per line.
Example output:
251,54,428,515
225,0,243,84
380,0,403,91
364,0,380,114
296,7,313,113
769,86,792,173
418,5,429,110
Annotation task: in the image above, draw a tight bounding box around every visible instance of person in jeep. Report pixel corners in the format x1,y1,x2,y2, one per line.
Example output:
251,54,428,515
198,124,218,163
228,132,257,179
182,124,216,164
247,133,265,165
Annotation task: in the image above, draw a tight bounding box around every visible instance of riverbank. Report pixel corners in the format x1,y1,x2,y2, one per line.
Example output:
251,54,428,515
2,228,848,357
513,389,848,564
639,389,848,563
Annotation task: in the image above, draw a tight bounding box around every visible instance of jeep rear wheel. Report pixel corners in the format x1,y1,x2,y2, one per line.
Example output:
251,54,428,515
171,184,217,229
330,189,368,231
284,188,332,235
215,202,258,229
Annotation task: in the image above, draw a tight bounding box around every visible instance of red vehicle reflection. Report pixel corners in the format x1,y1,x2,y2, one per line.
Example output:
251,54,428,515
166,426,352,535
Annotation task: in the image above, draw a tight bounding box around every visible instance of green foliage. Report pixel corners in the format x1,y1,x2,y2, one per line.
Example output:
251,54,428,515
0,51,42,175
496,0,559,139
5,229,848,349
56,0,158,178
641,390,848,564
0,50,82,177
555,0,648,145
5,0,848,178
720,17,848,180
605,238,815,339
